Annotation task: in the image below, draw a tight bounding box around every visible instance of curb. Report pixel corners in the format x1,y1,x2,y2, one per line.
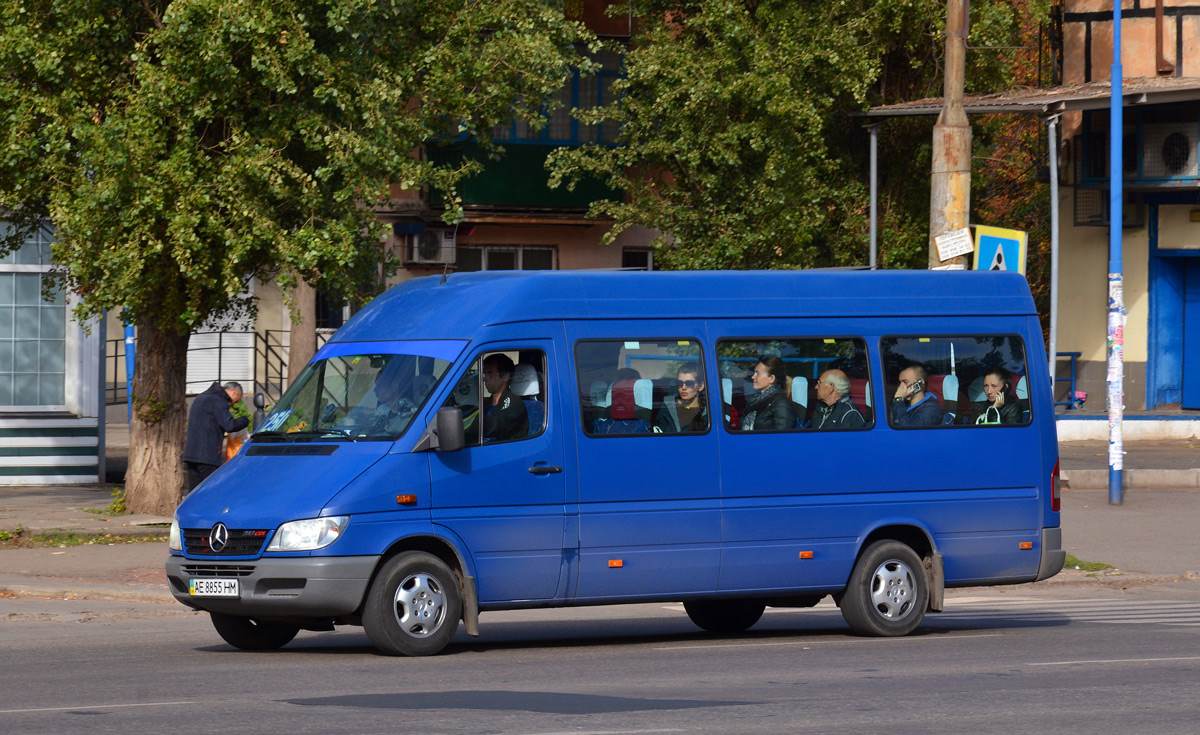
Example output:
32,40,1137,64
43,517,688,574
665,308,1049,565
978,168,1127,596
0,581,175,604
1060,468,1200,490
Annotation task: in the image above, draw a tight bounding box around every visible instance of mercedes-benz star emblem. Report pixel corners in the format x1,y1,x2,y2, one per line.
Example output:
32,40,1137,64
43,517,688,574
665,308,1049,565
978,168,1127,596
209,523,229,553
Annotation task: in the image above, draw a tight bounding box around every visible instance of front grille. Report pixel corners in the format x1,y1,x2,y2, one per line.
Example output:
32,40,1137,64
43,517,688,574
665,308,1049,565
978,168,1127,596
182,564,256,577
183,528,269,556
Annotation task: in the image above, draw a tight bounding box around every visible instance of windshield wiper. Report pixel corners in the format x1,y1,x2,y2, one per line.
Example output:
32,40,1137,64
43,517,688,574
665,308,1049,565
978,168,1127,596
252,431,295,443
286,428,359,442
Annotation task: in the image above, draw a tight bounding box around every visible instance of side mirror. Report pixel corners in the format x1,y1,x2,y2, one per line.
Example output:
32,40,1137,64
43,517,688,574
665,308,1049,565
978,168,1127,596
435,406,465,453
252,392,266,433
413,406,464,453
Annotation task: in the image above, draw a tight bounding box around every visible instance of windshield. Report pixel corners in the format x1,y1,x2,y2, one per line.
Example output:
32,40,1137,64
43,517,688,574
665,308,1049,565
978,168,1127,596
256,353,451,442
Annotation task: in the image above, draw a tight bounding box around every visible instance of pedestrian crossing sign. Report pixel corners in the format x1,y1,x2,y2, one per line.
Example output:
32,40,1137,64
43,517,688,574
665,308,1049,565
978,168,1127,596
974,226,1027,275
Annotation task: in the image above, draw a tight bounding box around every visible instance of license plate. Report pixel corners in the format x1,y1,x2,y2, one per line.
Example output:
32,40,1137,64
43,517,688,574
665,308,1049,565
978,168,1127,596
189,578,240,597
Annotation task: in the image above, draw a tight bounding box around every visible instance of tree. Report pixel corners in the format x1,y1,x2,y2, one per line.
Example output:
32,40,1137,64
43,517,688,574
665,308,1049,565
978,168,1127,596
549,0,1050,272
0,0,591,514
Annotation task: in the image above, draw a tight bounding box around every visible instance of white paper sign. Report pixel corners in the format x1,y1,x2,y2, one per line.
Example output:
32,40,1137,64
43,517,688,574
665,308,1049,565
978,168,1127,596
935,228,974,261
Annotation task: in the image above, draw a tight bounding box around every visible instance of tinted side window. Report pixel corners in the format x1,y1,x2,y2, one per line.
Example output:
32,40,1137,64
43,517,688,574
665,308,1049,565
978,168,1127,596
880,336,1031,428
717,338,873,432
574,339,708,436
443,349,547,445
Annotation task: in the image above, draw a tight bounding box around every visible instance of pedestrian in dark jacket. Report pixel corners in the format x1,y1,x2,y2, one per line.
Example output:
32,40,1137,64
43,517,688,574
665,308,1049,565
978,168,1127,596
183,381,250,492
654,361,709,433
965,368,1023,425
810,369,866,429
889,364,942,427
742,356,795,431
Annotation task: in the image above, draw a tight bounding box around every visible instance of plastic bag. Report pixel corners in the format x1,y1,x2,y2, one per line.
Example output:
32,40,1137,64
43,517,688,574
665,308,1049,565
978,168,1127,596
224,428,249,461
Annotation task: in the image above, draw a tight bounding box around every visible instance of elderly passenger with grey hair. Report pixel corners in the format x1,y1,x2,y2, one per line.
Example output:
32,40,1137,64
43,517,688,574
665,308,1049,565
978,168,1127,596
809,369,865,429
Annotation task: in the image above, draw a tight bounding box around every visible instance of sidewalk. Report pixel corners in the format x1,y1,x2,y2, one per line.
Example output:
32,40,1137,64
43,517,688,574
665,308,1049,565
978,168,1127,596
0,432,1198,605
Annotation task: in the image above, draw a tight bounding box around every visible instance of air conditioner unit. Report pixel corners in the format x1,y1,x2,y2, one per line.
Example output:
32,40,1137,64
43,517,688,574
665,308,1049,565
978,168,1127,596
408,228,456,265
1141,123,1200,179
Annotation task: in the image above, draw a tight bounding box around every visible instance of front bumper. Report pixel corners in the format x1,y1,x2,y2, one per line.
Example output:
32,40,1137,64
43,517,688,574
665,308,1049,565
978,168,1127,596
165,555,379,618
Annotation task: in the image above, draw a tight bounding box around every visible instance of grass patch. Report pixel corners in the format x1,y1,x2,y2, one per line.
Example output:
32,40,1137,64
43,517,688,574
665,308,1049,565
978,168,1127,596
83,488,128,517
0,527,167,550
1065,553,1114,572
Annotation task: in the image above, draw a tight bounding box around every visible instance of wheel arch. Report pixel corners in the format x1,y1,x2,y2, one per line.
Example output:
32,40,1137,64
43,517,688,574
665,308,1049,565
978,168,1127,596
369,533,480,635
849,522,944,612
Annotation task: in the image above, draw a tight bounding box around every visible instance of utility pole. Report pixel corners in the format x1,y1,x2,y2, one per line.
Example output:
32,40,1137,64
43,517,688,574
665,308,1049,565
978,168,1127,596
1108,3,1125,504
929,0,972,269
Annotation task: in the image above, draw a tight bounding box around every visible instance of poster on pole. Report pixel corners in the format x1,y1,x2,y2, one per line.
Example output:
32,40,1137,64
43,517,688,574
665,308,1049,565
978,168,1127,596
935,228,974,262
974,226,1027,275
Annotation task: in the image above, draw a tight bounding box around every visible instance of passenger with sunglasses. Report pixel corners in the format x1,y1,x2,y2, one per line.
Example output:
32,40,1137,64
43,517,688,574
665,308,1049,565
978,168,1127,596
653,362,710,433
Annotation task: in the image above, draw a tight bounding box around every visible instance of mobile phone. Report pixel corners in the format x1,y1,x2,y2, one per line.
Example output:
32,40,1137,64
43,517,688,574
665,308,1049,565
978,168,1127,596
909,379,924,395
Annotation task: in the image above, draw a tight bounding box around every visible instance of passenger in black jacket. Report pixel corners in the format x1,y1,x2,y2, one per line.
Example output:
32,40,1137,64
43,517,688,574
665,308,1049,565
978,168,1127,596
965,368,1023,425
809,369,866,429
653,362,710,433
742,356,795,431
481,354,528,441
183,381,250,492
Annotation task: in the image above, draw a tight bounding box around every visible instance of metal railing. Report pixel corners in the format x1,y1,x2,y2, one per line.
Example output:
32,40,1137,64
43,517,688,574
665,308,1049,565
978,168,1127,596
106,328,335,405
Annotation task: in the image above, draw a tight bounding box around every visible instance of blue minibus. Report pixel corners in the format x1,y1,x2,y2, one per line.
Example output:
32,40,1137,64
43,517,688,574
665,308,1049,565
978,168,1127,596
166,270,1064,655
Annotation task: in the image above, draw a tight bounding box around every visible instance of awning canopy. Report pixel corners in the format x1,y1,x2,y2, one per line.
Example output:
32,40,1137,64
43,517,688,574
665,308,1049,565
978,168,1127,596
864,76,1200,118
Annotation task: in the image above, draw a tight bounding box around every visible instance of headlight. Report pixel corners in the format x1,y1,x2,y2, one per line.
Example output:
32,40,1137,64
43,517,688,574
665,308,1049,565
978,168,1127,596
266,516,349,552
169,518,182,551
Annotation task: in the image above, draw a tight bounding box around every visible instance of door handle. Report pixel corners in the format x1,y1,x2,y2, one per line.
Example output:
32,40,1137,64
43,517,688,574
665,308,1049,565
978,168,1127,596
528,465,563,475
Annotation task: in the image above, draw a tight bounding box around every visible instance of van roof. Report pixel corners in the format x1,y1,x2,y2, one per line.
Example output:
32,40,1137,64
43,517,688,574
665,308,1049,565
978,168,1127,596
330,269,1037,343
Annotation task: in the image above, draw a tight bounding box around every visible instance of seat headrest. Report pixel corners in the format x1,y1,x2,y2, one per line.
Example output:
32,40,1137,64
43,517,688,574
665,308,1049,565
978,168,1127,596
610,379,637,420
510,363,540,397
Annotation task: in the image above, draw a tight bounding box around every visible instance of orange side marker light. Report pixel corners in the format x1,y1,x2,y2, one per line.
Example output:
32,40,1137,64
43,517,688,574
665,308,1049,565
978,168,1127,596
396,494,417,505
799,551,814,559
1019,541,1033,550
608,559,623,568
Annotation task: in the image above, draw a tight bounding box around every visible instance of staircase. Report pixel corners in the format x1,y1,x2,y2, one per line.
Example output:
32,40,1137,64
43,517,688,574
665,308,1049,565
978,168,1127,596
0,414,100,484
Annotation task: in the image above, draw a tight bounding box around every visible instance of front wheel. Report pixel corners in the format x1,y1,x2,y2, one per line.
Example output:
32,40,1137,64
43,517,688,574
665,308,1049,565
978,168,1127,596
362,551,461,656
209,612,299,650
840,540,929,636
684,598,766,633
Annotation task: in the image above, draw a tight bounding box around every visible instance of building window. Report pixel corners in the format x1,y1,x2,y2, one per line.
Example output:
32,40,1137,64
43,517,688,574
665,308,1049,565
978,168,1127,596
0,223,65,408
621,248,654,271
492,48,622,146
455,246,556,272
315,291,346,331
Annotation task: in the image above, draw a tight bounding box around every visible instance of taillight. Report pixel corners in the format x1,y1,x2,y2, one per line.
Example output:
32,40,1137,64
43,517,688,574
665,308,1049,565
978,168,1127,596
1050,459,1061,512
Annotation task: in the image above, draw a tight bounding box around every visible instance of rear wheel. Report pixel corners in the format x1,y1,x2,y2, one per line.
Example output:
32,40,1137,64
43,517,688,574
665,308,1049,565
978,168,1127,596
840,540,928,636
209,612,300,651
362,551,461,656
684,598,766,633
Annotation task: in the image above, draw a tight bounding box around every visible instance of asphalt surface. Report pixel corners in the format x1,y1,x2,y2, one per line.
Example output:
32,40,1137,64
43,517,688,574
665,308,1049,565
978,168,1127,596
1,429,1197,605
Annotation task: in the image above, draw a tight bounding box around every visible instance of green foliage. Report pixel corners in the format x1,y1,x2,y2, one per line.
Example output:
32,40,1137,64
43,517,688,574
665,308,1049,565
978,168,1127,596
108,487,128,515
1,0,591,332
550,0,1050,271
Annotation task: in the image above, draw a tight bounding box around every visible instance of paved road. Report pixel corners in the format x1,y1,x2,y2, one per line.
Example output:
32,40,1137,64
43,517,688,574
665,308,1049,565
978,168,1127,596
3,584,1199,735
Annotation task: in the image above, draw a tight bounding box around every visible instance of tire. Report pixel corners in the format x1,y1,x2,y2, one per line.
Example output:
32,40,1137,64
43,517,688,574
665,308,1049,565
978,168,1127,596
840,540,929,637
209,612,299,651
362,551,461,656
684,598,766,634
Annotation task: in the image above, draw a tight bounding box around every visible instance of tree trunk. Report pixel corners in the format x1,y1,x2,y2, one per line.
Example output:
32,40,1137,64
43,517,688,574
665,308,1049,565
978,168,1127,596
125,317,190,516
288,276,318,387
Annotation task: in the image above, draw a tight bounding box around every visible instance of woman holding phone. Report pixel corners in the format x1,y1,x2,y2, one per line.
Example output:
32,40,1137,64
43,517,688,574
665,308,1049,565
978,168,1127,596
968,368,1022,425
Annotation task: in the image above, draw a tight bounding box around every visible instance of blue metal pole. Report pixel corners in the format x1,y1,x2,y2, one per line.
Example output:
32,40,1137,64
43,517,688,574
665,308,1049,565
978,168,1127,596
124,323,135,423
1108,3,1125,505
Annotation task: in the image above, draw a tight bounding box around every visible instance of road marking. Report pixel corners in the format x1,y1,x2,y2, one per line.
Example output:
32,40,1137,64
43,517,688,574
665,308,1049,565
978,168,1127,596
0,701,195,714
653,633,1002,651
529,730,684,735
1029,656,1200,667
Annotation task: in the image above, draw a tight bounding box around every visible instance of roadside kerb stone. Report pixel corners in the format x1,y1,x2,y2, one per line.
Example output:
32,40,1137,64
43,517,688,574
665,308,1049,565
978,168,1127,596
1061,468,1200,489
